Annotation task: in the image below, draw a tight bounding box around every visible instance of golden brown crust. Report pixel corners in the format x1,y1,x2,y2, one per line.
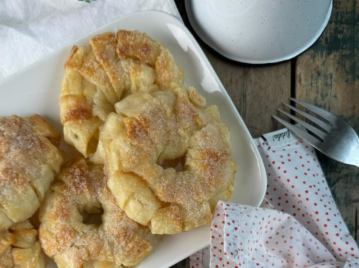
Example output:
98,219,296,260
116,30,163,66
150,205,182,234
63,46,80,70
187,87,206,108
22,114,62,147
39,158,156,267
79,48,119,104
60,45,114,157
0,220,47,268
102,89,235,234
155,49,184,90
90,32,129,98
0,115,64,229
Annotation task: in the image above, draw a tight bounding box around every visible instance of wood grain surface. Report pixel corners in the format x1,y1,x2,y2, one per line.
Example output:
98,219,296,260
171,0,358,267
295,0,359,244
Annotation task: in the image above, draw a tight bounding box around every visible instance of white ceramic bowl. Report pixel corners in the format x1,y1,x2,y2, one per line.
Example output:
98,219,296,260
186,0,332,64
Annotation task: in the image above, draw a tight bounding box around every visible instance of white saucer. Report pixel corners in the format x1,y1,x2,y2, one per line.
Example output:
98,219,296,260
185,0,332,64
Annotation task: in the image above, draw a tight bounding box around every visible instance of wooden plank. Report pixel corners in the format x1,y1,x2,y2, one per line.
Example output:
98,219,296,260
171,258,189,268
295,0,359,244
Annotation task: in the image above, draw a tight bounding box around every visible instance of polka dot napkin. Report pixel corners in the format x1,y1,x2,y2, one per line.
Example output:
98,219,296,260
190,133,359,268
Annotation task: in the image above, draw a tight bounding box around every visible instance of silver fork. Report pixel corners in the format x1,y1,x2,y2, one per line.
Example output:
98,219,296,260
273,98,359,168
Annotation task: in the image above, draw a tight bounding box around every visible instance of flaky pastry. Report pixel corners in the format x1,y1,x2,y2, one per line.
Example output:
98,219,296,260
39,158,156,267
0,220,46,268
60,30,183,158
98,89,236,234
0,115,64,230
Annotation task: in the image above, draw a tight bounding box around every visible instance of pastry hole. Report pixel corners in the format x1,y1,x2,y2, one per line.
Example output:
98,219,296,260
160,156,185,171
80,207,103,225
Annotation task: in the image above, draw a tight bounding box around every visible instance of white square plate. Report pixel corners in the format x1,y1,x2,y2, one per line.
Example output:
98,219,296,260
0,11,266,268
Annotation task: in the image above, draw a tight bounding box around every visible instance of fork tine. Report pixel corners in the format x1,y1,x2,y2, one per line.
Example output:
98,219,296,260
283,103,333,132
272,115,321,147
290,98,338,124
277,109,327,140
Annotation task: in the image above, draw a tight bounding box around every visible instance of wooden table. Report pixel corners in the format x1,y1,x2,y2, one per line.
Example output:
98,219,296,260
172,1,359,267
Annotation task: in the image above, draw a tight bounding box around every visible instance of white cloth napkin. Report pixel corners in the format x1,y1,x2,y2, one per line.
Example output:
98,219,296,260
190,131,359,267
0,0,180,81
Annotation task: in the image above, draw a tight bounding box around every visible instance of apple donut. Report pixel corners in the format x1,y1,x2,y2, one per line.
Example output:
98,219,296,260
39,158,156,267
99,89,236,234
60,30,183,158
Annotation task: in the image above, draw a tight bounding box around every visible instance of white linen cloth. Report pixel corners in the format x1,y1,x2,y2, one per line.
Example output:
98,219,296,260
0,0,180,81
190,135,359,268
